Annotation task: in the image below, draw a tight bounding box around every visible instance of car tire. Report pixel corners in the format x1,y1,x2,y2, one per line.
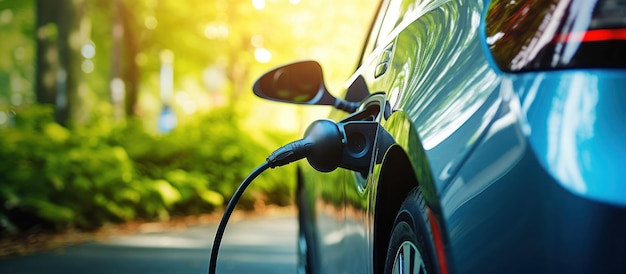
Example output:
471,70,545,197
384,187,437,274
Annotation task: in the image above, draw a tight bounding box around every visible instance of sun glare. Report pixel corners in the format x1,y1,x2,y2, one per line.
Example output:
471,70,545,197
254,47,272,63
252,0,266,10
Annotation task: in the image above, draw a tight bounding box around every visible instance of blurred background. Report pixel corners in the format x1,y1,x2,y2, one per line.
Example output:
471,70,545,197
0,0,376,246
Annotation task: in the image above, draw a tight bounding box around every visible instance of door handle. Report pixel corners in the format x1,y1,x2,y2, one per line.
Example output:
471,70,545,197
375,44,394,78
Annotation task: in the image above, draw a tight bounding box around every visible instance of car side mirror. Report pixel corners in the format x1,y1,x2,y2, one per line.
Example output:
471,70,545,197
253,60,359,112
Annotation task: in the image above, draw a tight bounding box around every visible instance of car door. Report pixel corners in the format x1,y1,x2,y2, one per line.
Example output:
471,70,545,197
301,0,504,271
338,0,502,272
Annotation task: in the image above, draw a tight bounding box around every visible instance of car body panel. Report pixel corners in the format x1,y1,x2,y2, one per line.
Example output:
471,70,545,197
302,0,502,271
292,0,626,273
442,70,626,273
513,71,626,207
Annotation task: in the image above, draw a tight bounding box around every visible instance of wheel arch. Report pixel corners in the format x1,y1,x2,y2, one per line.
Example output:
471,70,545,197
373,110,441,273
373,145,419,273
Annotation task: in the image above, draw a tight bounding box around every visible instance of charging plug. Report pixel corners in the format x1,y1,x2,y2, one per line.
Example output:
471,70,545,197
267,119,345,171
266,116,391,176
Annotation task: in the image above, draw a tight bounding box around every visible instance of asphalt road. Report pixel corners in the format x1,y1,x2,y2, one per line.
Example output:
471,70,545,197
0,214,297,274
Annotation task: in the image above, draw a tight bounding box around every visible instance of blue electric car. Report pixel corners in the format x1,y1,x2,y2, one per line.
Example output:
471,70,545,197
252,0,626,273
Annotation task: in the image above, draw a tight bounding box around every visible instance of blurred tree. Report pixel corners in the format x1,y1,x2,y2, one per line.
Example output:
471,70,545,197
0,0,36,119
35,0,88,125
110,0,140,117
5,0,375,126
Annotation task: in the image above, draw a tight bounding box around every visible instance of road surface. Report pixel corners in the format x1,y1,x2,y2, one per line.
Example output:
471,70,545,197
0,214,297,274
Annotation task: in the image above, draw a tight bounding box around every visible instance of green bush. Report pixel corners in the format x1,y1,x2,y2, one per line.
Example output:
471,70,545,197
0,105,296,232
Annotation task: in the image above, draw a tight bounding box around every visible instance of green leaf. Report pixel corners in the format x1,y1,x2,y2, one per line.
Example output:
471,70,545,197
198,189,224,207
44,123,70,143
153,179,181,206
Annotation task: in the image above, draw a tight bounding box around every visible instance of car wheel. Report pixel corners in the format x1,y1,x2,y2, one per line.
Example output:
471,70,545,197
384,187,437,274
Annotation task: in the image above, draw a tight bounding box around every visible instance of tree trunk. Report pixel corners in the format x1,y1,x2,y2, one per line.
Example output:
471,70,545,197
35,0,61,106
110,0,140,118
35,0,85,126
121,2,139,117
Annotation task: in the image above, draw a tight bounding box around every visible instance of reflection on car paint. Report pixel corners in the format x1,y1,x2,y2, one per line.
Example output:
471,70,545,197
375,0,501,194
515,70,626,207
441,83,527,216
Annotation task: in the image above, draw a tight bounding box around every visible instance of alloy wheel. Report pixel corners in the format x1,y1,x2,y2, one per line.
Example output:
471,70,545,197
391,240,427,274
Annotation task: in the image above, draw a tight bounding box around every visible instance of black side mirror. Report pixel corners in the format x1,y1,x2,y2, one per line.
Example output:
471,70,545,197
253,60,359,112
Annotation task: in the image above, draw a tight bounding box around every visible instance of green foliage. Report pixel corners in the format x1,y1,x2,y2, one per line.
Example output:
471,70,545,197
0,0,375,234
0,105,296,232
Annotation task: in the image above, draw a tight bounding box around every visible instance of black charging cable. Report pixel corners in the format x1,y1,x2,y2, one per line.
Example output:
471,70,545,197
207,119,345,274
207,162,269,274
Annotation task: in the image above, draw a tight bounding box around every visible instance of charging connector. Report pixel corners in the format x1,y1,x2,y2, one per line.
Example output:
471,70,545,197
267,119,344,171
